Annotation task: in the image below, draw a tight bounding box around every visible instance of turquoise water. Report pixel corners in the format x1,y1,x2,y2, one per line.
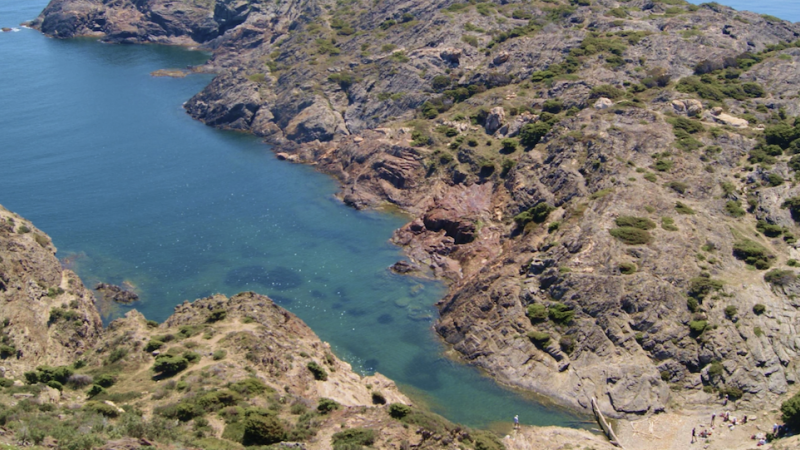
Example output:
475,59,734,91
0,0,589,430
685,0,799,22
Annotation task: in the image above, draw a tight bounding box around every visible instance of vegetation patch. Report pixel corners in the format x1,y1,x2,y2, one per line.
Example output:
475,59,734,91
732,239,774,269
609,227,653,245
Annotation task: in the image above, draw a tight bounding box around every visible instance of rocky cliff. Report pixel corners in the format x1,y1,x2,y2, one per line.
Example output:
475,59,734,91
0,206,102,377
28,0,800,422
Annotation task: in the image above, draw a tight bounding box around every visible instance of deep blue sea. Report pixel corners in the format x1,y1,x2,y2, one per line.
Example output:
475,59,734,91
0,0,794,431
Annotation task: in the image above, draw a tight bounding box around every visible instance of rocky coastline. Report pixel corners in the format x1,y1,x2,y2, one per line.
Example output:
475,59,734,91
24,0,800,431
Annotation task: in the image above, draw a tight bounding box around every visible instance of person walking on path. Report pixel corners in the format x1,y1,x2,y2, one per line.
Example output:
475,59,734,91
711,412,716,428
514,415,520,430
691,427,696,443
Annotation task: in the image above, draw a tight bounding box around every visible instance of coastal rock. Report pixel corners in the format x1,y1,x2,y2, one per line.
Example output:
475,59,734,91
284,97,349,142
184,72,263,131
0,205,102,379
94,282,138,304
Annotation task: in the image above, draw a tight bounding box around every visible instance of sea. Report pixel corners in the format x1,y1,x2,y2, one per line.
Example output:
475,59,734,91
0,0,795,430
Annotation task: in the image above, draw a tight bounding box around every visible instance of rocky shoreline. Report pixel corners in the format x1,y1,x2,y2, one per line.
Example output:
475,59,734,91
25,0,800,428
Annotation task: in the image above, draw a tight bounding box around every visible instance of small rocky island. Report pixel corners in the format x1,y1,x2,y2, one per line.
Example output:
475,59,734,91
8,0,800,447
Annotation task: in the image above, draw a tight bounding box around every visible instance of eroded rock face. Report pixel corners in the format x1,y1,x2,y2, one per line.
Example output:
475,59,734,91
0,206,102,378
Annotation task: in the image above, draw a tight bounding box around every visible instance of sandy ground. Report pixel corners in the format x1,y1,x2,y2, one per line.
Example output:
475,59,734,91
615,406,800,450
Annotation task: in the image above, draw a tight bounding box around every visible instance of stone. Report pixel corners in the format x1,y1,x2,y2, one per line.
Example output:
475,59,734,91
493,51,509,66
439,48,462,65
484,107,506,135
711,112,749,128
594,98,613,110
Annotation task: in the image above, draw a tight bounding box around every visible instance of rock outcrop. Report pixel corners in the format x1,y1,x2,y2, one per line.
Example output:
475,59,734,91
0,206,102,377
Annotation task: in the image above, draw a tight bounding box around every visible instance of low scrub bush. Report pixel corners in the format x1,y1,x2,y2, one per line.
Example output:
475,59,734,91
688,277,723,300
332,428,376,450
307,362,328,381
609,227,653,245
548,302,575,325
527,331,551,347
732,239,774,269
615,216,656,230
764,269,797,286
526,304,548,323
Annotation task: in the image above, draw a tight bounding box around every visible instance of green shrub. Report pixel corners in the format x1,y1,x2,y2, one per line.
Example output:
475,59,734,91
707,360,724,378
619,262,637,274
542,99,563,113
213,350,227,361
242,413,285,446
654,159,673,172
783,196,800,222
675,202,695,214
669,116,705,134
514,203,555,227
754,326,764,337
661,217,678,231
229,378,268,396
332,428,376,450
500,138,518,153
153,355,189,376
689,320,708,334
687,297,699,312
519,122,551,147
725,200,745,217
764,269,797,286
724,305,738,319
688,277,723,300
753,303,766,315
589,84,624,99
87,385,106,398
719,385,744,400
526,304,548,323
548,303,575,325
665,181,689,194
84,401,120,418
388,403,412,419
46,380,63,391
609,227,653,245
183,351,201,363
615,216,656,230
307,362,328,381
145,320,159,328
732,239,774,269
207,308,227,322
107,347,128,364
0,344,15,359
95,374,116,388
144,340,164,352
781,391,800,428
527,331,551,347
317,398,340,414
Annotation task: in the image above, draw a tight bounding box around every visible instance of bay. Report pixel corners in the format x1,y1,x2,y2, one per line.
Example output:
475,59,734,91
0,0,586,430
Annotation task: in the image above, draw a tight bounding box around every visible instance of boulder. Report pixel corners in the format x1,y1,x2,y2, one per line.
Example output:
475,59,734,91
492,51,509,66
484,107,506,135
439,48,462,65
594,98,613,110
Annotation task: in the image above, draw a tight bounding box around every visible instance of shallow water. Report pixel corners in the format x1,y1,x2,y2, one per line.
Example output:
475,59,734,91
686,0,799,23
0,0,591,429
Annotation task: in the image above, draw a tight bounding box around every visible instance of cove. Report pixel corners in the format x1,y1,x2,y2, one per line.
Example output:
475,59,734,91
0,1,588,429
